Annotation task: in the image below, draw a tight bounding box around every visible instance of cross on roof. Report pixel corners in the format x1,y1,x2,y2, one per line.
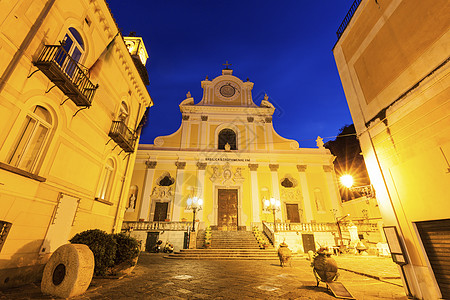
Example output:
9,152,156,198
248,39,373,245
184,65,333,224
222,60,232,70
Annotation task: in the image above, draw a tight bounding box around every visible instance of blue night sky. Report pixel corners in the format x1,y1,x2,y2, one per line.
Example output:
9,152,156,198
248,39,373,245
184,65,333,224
106,0,355,148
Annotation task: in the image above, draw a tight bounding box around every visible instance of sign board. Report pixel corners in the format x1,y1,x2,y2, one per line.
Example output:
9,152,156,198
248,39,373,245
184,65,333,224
326,282,355,299
383,226,408,265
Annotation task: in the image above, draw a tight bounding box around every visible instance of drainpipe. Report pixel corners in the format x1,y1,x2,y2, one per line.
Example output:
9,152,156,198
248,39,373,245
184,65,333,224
0,0,56,94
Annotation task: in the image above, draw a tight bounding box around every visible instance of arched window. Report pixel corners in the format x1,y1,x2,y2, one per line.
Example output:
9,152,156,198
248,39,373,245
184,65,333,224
97,159,115,201
218,128,237,150
118,101,129,125
8,105,53,173
56,27,85,77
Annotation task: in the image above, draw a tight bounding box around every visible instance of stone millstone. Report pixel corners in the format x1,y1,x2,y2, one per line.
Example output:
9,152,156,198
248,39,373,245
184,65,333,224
41,244,94,298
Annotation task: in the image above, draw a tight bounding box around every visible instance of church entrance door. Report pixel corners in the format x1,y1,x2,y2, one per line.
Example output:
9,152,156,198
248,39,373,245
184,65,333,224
217,189,238,231
153,202,168,221
286,204,300,223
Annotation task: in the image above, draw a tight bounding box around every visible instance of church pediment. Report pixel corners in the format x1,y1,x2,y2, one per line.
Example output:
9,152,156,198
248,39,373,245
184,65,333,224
197,67,257,107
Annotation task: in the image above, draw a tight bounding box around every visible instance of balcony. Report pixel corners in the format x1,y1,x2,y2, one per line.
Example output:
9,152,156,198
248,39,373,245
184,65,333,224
336,0,362,39
108,121,137,153
33,44,98,107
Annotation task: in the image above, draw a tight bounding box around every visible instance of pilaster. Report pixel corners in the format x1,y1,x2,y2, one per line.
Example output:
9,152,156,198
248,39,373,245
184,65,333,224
323,165,342,215
297,164,313,222
138,161,157,221
172,161,186,221
269,164,281,220
248,163,260,222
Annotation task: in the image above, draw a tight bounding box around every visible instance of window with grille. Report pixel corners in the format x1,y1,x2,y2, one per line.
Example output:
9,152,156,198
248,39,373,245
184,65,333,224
0,221,12,252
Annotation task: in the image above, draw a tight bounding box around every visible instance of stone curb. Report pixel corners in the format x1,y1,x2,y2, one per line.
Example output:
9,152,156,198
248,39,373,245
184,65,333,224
338,267,403,287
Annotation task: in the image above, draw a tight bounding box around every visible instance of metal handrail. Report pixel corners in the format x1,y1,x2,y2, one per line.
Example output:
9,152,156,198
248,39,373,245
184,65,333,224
336,0,362,39
108,121,137,153
35,44,97,104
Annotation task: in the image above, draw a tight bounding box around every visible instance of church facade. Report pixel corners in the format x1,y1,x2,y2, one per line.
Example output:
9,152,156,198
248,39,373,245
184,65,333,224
125,67,343,239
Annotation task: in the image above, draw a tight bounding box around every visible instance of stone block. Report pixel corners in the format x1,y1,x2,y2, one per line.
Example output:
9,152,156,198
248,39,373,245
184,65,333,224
41,244,94,298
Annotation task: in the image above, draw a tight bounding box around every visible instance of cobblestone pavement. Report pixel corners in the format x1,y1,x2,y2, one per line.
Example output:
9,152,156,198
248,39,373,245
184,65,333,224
0,253,408,299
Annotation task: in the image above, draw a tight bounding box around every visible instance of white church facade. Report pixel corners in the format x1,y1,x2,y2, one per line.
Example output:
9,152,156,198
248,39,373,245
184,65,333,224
123,67,345,250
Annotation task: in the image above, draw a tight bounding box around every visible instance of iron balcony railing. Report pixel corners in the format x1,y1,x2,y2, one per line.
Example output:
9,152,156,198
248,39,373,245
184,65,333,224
33,44,98,107
108,121,137,153
336,0,362,39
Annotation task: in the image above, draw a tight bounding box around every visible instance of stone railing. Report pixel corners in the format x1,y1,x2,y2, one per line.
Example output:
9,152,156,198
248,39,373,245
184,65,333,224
263,221,338,232
262,221,275,245
122,221,191,232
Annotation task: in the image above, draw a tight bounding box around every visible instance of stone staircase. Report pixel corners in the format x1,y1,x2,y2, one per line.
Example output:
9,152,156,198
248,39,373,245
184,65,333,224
166,230,281,260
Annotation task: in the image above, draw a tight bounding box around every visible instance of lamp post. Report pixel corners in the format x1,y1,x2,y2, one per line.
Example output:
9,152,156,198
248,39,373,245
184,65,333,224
186,196,203,232
263,197,281,232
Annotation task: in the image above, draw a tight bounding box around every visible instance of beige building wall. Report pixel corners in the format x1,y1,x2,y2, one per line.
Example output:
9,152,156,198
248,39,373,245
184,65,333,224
0,0,152,288
334,0,449,298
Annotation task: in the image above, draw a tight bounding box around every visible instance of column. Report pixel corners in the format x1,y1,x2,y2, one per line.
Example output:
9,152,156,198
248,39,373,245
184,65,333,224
196,162,207,223
200,116,208,150
269,164,281,220
248,163,260,223
323,165,342,215
172,161,186,221
180,115,189,149
265,118,274,151
297,165,313,222
139,161,157,221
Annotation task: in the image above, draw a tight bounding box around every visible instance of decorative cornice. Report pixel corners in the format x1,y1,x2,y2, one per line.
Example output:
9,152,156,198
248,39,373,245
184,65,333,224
269,164,279,172
247,117,254,123
248,163,258,171
265,117,272,123
323,165,333,172
201,115,208,121
180,105,274,116
145,161,157,169
296,165,307,172
197,162,207,170
175,162,186,170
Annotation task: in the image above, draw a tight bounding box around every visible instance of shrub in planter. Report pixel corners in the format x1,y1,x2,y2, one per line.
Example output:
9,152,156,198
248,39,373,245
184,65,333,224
112,233,140,265
70,229,117,276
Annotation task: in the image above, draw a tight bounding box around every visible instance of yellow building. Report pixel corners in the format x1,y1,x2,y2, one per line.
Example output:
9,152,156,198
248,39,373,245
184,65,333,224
333,0,449,298
0,0,152,288
125,67,345,252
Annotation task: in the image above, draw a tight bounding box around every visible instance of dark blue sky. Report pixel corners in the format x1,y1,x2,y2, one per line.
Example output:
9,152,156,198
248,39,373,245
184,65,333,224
106,0,355,148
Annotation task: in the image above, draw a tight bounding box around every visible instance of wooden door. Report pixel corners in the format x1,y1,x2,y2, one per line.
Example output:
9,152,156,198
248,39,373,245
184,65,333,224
217,189,238,231
286,203,300,223
145,232,159,252
302,233,316,253
153,202,168,221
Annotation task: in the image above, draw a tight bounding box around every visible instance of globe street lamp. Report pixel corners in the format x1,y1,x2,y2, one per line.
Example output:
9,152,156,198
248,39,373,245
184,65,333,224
263,197,281,232
186,196,203,232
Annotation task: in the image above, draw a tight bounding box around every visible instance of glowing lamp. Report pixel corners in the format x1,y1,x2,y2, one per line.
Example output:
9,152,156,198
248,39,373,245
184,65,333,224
340,174,354,188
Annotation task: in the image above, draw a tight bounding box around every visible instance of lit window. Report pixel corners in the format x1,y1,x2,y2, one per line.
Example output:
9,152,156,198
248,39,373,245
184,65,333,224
8,106,52,173
97,159,115,201
218,128,237,150
55,27,85,78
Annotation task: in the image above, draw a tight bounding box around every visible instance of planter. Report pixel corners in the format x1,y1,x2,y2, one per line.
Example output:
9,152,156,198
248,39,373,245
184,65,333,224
312,250,338,285
277,243,291,267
